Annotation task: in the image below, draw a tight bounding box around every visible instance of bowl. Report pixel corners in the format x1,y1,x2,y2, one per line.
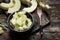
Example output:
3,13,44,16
7,12,34,33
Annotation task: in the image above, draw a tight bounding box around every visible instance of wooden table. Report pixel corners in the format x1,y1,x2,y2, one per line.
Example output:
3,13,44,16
41,0,60,40
0,0,60,40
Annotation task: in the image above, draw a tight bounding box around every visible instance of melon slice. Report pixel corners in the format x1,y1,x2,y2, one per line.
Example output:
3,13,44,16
0,0,14,10
22,0,37,13
8,0,21,13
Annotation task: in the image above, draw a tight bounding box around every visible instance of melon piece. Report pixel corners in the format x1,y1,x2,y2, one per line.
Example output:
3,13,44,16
18,27,24,31
39,2,51,9
0,0,14,10
26,18,32,27
0,27,4,34
13,12,19,19
13,11,26,19
8,0,21,13
37,0,51,9
23,25,28,29
22,0,37,13
17,11,26,15
10,18,16,25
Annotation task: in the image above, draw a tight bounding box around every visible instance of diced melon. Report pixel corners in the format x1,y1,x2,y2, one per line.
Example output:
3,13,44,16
10,11,32,31
19,27,24,30
27,18,32,26
10,18,16,25
18,11,26,15
13,12,19,19
16,18,23,26
23,25,28,29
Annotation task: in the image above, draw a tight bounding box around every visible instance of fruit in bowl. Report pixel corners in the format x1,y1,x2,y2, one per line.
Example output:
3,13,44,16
7,11,34,32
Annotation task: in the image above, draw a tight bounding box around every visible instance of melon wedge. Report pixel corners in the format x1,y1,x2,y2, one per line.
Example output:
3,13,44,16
22,0,37,13
8,0,21,13
0,0,14,10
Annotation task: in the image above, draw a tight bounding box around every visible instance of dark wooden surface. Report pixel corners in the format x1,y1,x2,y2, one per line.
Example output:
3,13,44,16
0,0,60,40
42,0,60,40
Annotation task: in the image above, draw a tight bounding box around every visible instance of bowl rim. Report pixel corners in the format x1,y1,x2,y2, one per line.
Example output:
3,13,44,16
7,12,34,32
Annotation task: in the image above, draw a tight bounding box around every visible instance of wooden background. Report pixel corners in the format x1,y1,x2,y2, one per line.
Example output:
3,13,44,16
0,0,60,40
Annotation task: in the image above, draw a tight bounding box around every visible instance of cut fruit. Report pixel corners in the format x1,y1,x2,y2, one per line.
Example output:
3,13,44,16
19,27,24,31
13,11,26,19
0,27,4,34
10,18,16,25
17,11,26,15
23,25,28,29
10,11,32,31
27,18,32,27
13,12,19,19
39,2,51,9
8,0,21,13
0,0,14,10
37,0,51,9
22,0,37,13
